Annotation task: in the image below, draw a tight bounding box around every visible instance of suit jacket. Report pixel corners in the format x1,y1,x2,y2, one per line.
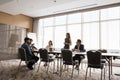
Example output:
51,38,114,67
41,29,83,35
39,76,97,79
21,43,34,61
74,44,85,59
74,44,85,52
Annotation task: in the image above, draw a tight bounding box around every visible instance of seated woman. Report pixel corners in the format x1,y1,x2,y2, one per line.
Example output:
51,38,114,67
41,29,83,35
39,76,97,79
46,40,54,52
44,40,55,66
72,39,85,70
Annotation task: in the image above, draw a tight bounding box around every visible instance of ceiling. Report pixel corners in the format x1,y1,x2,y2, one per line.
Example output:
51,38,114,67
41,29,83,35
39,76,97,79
0,0,120,17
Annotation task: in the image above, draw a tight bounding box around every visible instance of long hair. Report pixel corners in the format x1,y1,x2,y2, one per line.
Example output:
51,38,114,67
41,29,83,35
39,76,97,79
66,33,71,39
49,40,53,46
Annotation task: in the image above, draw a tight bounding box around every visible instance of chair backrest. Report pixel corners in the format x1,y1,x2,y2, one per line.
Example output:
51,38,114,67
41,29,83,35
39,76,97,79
98,49,109,59
39,48,49,61
61,49,73,65
18,48,26,61
98,49,107,53
87,50,101,67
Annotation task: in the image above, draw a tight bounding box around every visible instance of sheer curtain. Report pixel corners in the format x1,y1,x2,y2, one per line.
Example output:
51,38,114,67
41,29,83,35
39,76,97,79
0,24,26,60
33,19,43,48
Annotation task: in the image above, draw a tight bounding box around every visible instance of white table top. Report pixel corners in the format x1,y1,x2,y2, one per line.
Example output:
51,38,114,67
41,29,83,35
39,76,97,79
50,50,120,57
73,51,120,57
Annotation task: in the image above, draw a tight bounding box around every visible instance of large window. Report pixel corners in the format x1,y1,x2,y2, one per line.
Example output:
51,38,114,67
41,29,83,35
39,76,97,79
83,10,99,22
55,26,66,48
38,6,120,50
43,18,54,26
43,27,53,48
101,21,120,50
68,24,81,48
101,7,120,20
83,23,99,49
68,13,81,24
55,15,66,25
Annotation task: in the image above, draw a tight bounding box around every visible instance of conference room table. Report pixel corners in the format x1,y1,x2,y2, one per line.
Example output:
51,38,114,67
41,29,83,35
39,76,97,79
34,50,120,80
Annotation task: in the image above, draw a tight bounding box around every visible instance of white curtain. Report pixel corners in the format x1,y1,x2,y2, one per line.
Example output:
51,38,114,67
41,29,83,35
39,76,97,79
0,24,26,60
33,19,41,48
33,19,44,48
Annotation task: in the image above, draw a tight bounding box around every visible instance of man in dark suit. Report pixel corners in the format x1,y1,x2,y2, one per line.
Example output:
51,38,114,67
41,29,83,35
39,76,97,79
73,39,85,70
73,39,85,52
21,37,39,70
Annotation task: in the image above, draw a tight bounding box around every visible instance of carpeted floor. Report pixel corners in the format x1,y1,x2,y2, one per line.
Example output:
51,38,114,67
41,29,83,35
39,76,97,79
0,59,120,80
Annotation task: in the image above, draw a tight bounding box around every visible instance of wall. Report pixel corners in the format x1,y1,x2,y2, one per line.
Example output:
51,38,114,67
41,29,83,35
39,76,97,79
0,12,33,32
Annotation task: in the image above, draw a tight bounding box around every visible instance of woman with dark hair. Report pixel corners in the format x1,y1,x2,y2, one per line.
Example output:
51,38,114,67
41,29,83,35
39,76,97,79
64,33,72,49
44,40,55,66
46,40,53,51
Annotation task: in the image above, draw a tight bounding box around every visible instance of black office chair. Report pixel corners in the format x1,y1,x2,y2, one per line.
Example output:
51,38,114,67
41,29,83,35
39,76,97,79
98,49,107,53
98,49,111,65
37,48,55,73
18,48,35,71
61,49,79,78
98,49,110,59
85,50,105,80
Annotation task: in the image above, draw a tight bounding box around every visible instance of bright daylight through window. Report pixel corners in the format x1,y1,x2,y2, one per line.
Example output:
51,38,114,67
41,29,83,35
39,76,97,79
38,6,120,51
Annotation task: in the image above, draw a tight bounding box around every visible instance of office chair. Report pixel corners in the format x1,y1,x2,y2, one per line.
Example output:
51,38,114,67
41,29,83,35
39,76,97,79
37,48,55,73
85,50,105,80
18,48,35,71
98,49,110,60
61,49,79,78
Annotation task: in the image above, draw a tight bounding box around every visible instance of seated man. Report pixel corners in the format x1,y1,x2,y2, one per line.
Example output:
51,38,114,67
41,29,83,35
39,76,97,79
72,39,85,70
21,37,39,70
29,39,38,51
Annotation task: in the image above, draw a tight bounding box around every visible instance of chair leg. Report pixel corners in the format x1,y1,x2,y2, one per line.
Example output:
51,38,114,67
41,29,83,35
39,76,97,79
47,62,49,73
53,61,55,73
71,65,74,78
33,61,36,69
78,65,80,75
18,60,22,71
101,69,103,80
67,66,69,72
65,65,67,70
104,68,105,80
85,67,88,80
80,62,83,69
57,58,60,71
60,64,64,77
60,58,62,72
37,61,41,72
89,68,91,77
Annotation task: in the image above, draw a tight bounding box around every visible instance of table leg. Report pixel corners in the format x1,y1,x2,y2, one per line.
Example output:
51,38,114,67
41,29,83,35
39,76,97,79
57,58,59,71
109,57,113,80
110,57,113,75
53,57,62,74
109,59,111,80
106,57,112,80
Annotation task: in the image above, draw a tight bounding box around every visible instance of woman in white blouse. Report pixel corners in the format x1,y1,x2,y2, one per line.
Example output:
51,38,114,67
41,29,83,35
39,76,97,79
46,40,53,51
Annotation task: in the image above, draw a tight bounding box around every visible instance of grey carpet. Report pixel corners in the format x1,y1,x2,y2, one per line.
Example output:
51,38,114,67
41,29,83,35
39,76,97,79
0,59,120,80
